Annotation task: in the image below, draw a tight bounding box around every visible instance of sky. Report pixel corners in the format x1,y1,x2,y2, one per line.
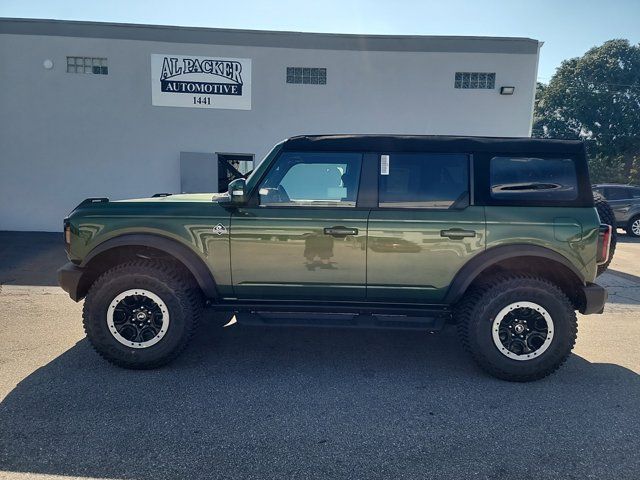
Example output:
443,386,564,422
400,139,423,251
1,0,639,81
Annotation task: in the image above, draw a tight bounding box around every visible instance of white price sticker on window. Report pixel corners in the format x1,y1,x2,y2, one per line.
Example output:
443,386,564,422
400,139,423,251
381,155,390,175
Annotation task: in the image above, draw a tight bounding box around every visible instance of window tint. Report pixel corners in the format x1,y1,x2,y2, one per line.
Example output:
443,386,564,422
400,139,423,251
605,186,640,200
258,152,362,207
490,157,578,201
604,187,628,200
378,153,469,209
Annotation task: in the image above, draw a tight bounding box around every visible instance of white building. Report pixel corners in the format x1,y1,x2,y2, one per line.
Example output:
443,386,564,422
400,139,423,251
0,18,541,231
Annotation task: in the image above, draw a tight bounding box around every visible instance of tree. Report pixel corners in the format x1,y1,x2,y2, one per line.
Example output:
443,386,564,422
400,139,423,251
533,40,640,183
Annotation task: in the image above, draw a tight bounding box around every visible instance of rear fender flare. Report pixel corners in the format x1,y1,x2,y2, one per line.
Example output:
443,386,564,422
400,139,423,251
444,244,585,305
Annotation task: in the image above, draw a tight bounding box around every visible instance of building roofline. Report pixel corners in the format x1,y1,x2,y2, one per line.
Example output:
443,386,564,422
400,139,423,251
0,17,540,54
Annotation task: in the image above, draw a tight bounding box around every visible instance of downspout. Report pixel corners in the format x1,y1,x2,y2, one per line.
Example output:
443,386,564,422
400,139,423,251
528,41,544,137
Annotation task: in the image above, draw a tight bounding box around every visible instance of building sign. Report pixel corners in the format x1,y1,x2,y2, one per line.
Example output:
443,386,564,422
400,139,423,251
151,54,251,110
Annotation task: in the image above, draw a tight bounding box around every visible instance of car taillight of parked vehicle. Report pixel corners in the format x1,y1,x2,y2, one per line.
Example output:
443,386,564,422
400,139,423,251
597,224,613,265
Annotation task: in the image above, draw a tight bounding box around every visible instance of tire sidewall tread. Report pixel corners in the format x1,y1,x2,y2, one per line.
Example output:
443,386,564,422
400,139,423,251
456,274,577,382
83,260,203,369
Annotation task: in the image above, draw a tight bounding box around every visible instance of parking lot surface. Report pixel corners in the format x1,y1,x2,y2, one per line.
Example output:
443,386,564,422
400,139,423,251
1,231,639,480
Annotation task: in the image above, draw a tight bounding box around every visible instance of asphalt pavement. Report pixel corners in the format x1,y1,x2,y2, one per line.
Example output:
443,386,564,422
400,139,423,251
0,231,639,480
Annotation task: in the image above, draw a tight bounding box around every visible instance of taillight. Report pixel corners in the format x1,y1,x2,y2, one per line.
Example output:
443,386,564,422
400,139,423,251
597,224,612,265
63,219,71,251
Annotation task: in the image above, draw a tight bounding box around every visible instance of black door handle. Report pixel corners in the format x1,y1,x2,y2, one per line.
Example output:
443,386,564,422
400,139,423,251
324,226,359,236
440,228,476,239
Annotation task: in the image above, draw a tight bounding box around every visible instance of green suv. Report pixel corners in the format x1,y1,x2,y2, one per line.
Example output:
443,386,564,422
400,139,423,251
58,135,611,381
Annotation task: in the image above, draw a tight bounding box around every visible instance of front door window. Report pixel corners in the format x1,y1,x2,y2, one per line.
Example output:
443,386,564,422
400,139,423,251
257,152,362,207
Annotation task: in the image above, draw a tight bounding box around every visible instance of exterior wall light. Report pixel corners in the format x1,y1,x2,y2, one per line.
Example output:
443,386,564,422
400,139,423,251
500,86,515,95
43,59,54,69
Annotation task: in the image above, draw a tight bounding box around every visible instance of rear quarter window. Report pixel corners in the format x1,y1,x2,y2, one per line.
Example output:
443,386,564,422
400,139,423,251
490,156,578,201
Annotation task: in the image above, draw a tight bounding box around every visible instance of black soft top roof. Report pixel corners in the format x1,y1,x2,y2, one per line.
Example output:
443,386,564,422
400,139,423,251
282,135,584,155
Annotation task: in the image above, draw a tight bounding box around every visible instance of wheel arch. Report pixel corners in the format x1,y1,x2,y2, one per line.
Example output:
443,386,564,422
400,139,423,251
78,234,218,300
628,213,640,229
444,244,587,309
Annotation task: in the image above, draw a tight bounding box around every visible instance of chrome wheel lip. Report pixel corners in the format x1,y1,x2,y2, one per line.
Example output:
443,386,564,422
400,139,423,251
632,219,640,236
107,289,170,349
492,301,554,361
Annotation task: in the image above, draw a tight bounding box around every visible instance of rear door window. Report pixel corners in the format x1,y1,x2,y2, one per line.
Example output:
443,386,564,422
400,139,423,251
378,153,469,208
490,157,578,201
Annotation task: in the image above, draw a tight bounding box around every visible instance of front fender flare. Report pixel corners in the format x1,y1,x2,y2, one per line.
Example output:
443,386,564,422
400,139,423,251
81,233,218,299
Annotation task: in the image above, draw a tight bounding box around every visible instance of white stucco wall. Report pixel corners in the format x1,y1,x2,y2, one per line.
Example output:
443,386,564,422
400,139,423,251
0,25,540,231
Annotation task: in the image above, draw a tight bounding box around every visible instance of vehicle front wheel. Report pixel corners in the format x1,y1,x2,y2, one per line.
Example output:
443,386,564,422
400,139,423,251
455,275,577,382
83,261,203,369
627,216,640,238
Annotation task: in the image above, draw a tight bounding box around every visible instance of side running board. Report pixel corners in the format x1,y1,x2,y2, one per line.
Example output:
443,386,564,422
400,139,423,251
235,311,449,332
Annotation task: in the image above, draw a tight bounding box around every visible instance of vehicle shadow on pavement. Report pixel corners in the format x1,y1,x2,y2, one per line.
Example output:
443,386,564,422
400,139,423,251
0,232,64,286
598,271,640,306
606,269,640,284
1,321,639,480
615,234,640,244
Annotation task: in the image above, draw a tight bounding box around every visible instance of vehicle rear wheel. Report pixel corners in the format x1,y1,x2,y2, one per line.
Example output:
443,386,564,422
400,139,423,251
627,215,640,238
455,275,577,382
593,191,617,275
83,260,203,369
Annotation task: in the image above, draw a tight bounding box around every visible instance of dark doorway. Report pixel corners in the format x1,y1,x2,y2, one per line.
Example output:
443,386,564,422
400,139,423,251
217,153,254,192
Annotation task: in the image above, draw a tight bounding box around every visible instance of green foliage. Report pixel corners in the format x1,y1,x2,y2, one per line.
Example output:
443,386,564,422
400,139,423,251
533,40,640,184
588,154,626,183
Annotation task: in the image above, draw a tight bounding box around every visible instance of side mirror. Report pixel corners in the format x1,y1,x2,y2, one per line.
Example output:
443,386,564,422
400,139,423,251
227,178,247,205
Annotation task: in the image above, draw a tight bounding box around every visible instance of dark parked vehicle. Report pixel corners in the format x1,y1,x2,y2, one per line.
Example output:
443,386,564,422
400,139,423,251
58,135,612,381
593,184,640,237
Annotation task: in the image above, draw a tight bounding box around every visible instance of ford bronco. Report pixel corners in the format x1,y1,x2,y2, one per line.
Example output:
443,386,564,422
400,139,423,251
58,135,611,381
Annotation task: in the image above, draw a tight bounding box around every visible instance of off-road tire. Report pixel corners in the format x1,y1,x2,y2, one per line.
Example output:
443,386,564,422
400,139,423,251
626,215,640,238
83,260,203,369
593,191,616,275
455,275,577,382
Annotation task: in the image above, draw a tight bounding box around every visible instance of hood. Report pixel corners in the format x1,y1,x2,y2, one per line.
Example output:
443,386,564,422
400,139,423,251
67,192,231,220
114,192,230,203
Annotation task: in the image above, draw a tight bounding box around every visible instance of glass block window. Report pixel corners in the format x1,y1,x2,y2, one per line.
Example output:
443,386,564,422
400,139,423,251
66,57,108,75
286,67,327,85
454,72,495,89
